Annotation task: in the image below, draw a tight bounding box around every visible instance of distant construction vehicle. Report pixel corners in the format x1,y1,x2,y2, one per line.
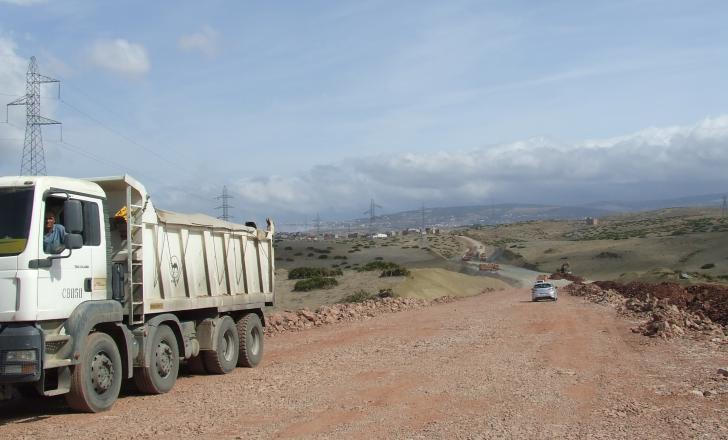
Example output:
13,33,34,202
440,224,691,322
479,263,500,272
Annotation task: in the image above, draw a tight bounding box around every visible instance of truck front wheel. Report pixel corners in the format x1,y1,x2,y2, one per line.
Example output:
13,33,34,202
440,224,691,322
236,313,263,368
66,332,122,413
204,316,239,374
134,324,179,394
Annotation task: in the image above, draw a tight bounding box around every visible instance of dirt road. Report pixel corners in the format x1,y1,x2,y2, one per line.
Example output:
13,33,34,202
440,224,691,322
2,288,726,439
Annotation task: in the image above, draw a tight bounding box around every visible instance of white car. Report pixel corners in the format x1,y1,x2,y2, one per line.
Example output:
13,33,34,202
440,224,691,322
532,282,558,302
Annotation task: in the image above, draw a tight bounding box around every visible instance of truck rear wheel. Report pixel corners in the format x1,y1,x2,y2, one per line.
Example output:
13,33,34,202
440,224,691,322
66,332,122,413
134,325,179,394
236,313,263,368
203,316,238,374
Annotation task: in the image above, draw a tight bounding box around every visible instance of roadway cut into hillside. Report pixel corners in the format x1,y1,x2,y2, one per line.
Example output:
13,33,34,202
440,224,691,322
1,287,726,439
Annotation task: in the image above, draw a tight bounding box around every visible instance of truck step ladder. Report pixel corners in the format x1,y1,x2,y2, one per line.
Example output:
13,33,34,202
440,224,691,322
126,186,145,325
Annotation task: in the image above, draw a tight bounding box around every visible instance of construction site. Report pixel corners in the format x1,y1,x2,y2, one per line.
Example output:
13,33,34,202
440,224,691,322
2,2,728,437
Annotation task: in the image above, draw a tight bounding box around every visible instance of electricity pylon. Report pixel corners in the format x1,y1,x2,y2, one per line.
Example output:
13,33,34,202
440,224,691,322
6,56,61,176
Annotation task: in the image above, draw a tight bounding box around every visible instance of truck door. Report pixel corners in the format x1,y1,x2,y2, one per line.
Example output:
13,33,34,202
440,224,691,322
36,195,103,320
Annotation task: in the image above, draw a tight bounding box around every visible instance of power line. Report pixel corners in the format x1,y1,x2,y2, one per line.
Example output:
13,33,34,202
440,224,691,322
57,98,202,178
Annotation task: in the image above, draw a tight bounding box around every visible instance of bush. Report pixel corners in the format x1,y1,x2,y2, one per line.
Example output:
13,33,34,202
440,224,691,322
333,255,348,260
377,288,395,298
359,260,400,271
701,263,715,269
294,252,303,256
374,257,384,260
341,290,371,303
381,267,410,277
318,254,329,259
307,253,314,257
288,267,343,279
293,277,338,291
284,246,293,251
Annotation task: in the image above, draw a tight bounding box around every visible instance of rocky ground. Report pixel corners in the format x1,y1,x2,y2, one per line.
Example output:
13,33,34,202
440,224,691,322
1,286,726,439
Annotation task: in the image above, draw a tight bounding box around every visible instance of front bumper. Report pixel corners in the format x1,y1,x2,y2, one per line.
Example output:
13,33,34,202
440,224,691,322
532,291,557,300
0,324,42,384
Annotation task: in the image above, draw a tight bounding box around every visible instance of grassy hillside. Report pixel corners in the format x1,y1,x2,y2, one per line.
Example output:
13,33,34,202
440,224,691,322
463,207,728,284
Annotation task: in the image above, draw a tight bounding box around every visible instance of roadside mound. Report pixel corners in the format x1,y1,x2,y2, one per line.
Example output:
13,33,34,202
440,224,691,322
394,268,509,300
591,280,728,326
564,282,727,341
265,296,455,336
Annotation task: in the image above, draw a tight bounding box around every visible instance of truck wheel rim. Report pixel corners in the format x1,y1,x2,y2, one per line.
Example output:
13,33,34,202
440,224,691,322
223,330,235,362
250,327,260,356
91,352,114,394
155,341,173,378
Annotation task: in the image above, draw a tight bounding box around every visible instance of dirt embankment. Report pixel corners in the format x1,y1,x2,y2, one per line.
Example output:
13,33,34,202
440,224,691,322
590,280,728,326
265,295,457,336
564,281,728,341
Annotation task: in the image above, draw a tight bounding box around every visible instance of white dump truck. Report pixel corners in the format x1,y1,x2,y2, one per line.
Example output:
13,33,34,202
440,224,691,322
0,174,275,412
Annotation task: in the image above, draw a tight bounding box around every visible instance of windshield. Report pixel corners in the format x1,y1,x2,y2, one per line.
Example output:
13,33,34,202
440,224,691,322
534,283,552,289
0,187,34,257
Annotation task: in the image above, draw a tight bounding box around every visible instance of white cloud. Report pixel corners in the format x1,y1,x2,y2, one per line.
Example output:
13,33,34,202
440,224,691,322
228,115,728,217
88,38,150,77
177,26,219,58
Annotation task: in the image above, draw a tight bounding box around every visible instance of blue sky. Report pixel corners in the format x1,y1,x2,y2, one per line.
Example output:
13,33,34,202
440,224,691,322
1,0,727,226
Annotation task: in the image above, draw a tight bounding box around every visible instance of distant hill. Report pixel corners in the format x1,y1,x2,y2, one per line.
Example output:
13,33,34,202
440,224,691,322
326,193,726,232
585,193,726,213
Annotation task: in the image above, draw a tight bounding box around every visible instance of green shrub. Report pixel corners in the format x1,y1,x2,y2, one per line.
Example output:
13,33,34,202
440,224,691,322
333,255,347,260
294,252,303,256
381,267,410,277
288,267,343,279
701,263,715,269
378,288,395,298
293,277,338,291
341,290,372,303
359,260,400,271
318,254,329,259
284,246,293,251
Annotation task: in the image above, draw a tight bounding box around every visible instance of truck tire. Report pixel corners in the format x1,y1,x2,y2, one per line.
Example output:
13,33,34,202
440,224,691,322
65,332,122,413
236,313,263,368
203,316,238,374
134,325,179,394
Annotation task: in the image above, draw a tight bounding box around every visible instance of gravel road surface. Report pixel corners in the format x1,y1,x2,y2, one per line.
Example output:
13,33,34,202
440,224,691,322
1,288,726,439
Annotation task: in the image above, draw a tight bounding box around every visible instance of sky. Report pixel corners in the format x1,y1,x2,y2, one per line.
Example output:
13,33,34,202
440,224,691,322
1,0,727,228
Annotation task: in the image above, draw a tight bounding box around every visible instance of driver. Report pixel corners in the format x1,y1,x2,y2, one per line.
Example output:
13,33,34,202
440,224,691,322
43,210,66,253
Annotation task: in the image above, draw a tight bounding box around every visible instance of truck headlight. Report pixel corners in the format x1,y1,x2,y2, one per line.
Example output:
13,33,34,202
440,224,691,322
5,350,37,362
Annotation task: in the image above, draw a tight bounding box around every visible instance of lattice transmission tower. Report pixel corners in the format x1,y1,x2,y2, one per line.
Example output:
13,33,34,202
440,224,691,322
6,56,61,176
420,203,427,248
363,199,382,235
314,212,322,239
215,186,234,221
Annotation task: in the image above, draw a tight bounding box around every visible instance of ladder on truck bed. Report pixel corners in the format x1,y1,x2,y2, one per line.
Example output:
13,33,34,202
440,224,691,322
126,186,145,325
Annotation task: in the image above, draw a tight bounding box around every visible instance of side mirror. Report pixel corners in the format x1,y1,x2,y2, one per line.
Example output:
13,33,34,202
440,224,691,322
64,233,83,250
64,199,83,234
